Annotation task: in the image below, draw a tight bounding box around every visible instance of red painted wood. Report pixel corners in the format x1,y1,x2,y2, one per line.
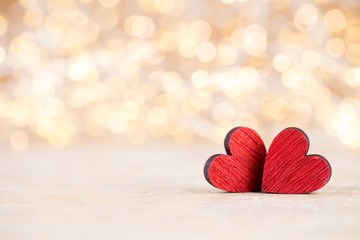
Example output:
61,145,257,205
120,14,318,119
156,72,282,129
262,128,331,194
204,127,266,192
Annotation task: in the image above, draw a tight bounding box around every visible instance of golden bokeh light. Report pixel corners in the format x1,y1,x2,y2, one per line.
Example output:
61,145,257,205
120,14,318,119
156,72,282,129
68,62,88,81
120,101,140,121
160,32,178,51
294,4,318,31
326,38,345,57
196,41,216,63
0,0,359,149
191,70,210,89
345,68,360,87
190,20,212,42
137,0,177,13
273,54,290,72
324,9,347,33
216,43,238,65
23,8,43,27
131,16,155,39
243,24,267,56
178,38,197,58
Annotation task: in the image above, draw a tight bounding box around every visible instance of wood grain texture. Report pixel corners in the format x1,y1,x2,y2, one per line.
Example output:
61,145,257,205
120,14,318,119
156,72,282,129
262,127,331,194
204,127,266,192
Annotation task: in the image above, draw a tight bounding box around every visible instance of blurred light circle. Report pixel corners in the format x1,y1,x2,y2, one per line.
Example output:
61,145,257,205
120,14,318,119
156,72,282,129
216,43,238,65
190,20,212,42
191,70,210,88
131,16,155,39
178,38,197,58
243,24,267,55
120,101,140,120
196,41,216,62
326,38,345,57
294,4,318,31
345,68,360,87
273,54,290,72
324,9,347,33
68,62,87,81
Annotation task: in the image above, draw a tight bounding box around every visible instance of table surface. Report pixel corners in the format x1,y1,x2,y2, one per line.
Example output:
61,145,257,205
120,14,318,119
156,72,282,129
0,133,360,240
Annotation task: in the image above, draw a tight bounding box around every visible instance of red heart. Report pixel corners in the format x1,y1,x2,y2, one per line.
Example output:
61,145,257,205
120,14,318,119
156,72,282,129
204,127,266,192
262,128,331,194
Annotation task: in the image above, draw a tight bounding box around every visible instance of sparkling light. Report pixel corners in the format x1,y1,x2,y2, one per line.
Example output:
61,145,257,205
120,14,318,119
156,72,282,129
0,0,358,149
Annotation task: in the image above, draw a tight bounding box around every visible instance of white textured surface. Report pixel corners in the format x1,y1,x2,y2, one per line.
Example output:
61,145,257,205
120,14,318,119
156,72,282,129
0,135,360,239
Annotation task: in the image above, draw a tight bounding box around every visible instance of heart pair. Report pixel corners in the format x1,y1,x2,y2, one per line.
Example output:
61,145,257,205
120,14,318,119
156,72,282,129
204,127,331,194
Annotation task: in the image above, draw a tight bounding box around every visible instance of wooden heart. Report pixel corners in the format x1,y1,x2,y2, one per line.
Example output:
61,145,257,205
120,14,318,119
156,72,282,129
204,127,266,192
262,128,332,194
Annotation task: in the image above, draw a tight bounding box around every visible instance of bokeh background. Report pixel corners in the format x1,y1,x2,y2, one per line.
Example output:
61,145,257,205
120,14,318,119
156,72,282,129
0,0,360,149
1,1,360,239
